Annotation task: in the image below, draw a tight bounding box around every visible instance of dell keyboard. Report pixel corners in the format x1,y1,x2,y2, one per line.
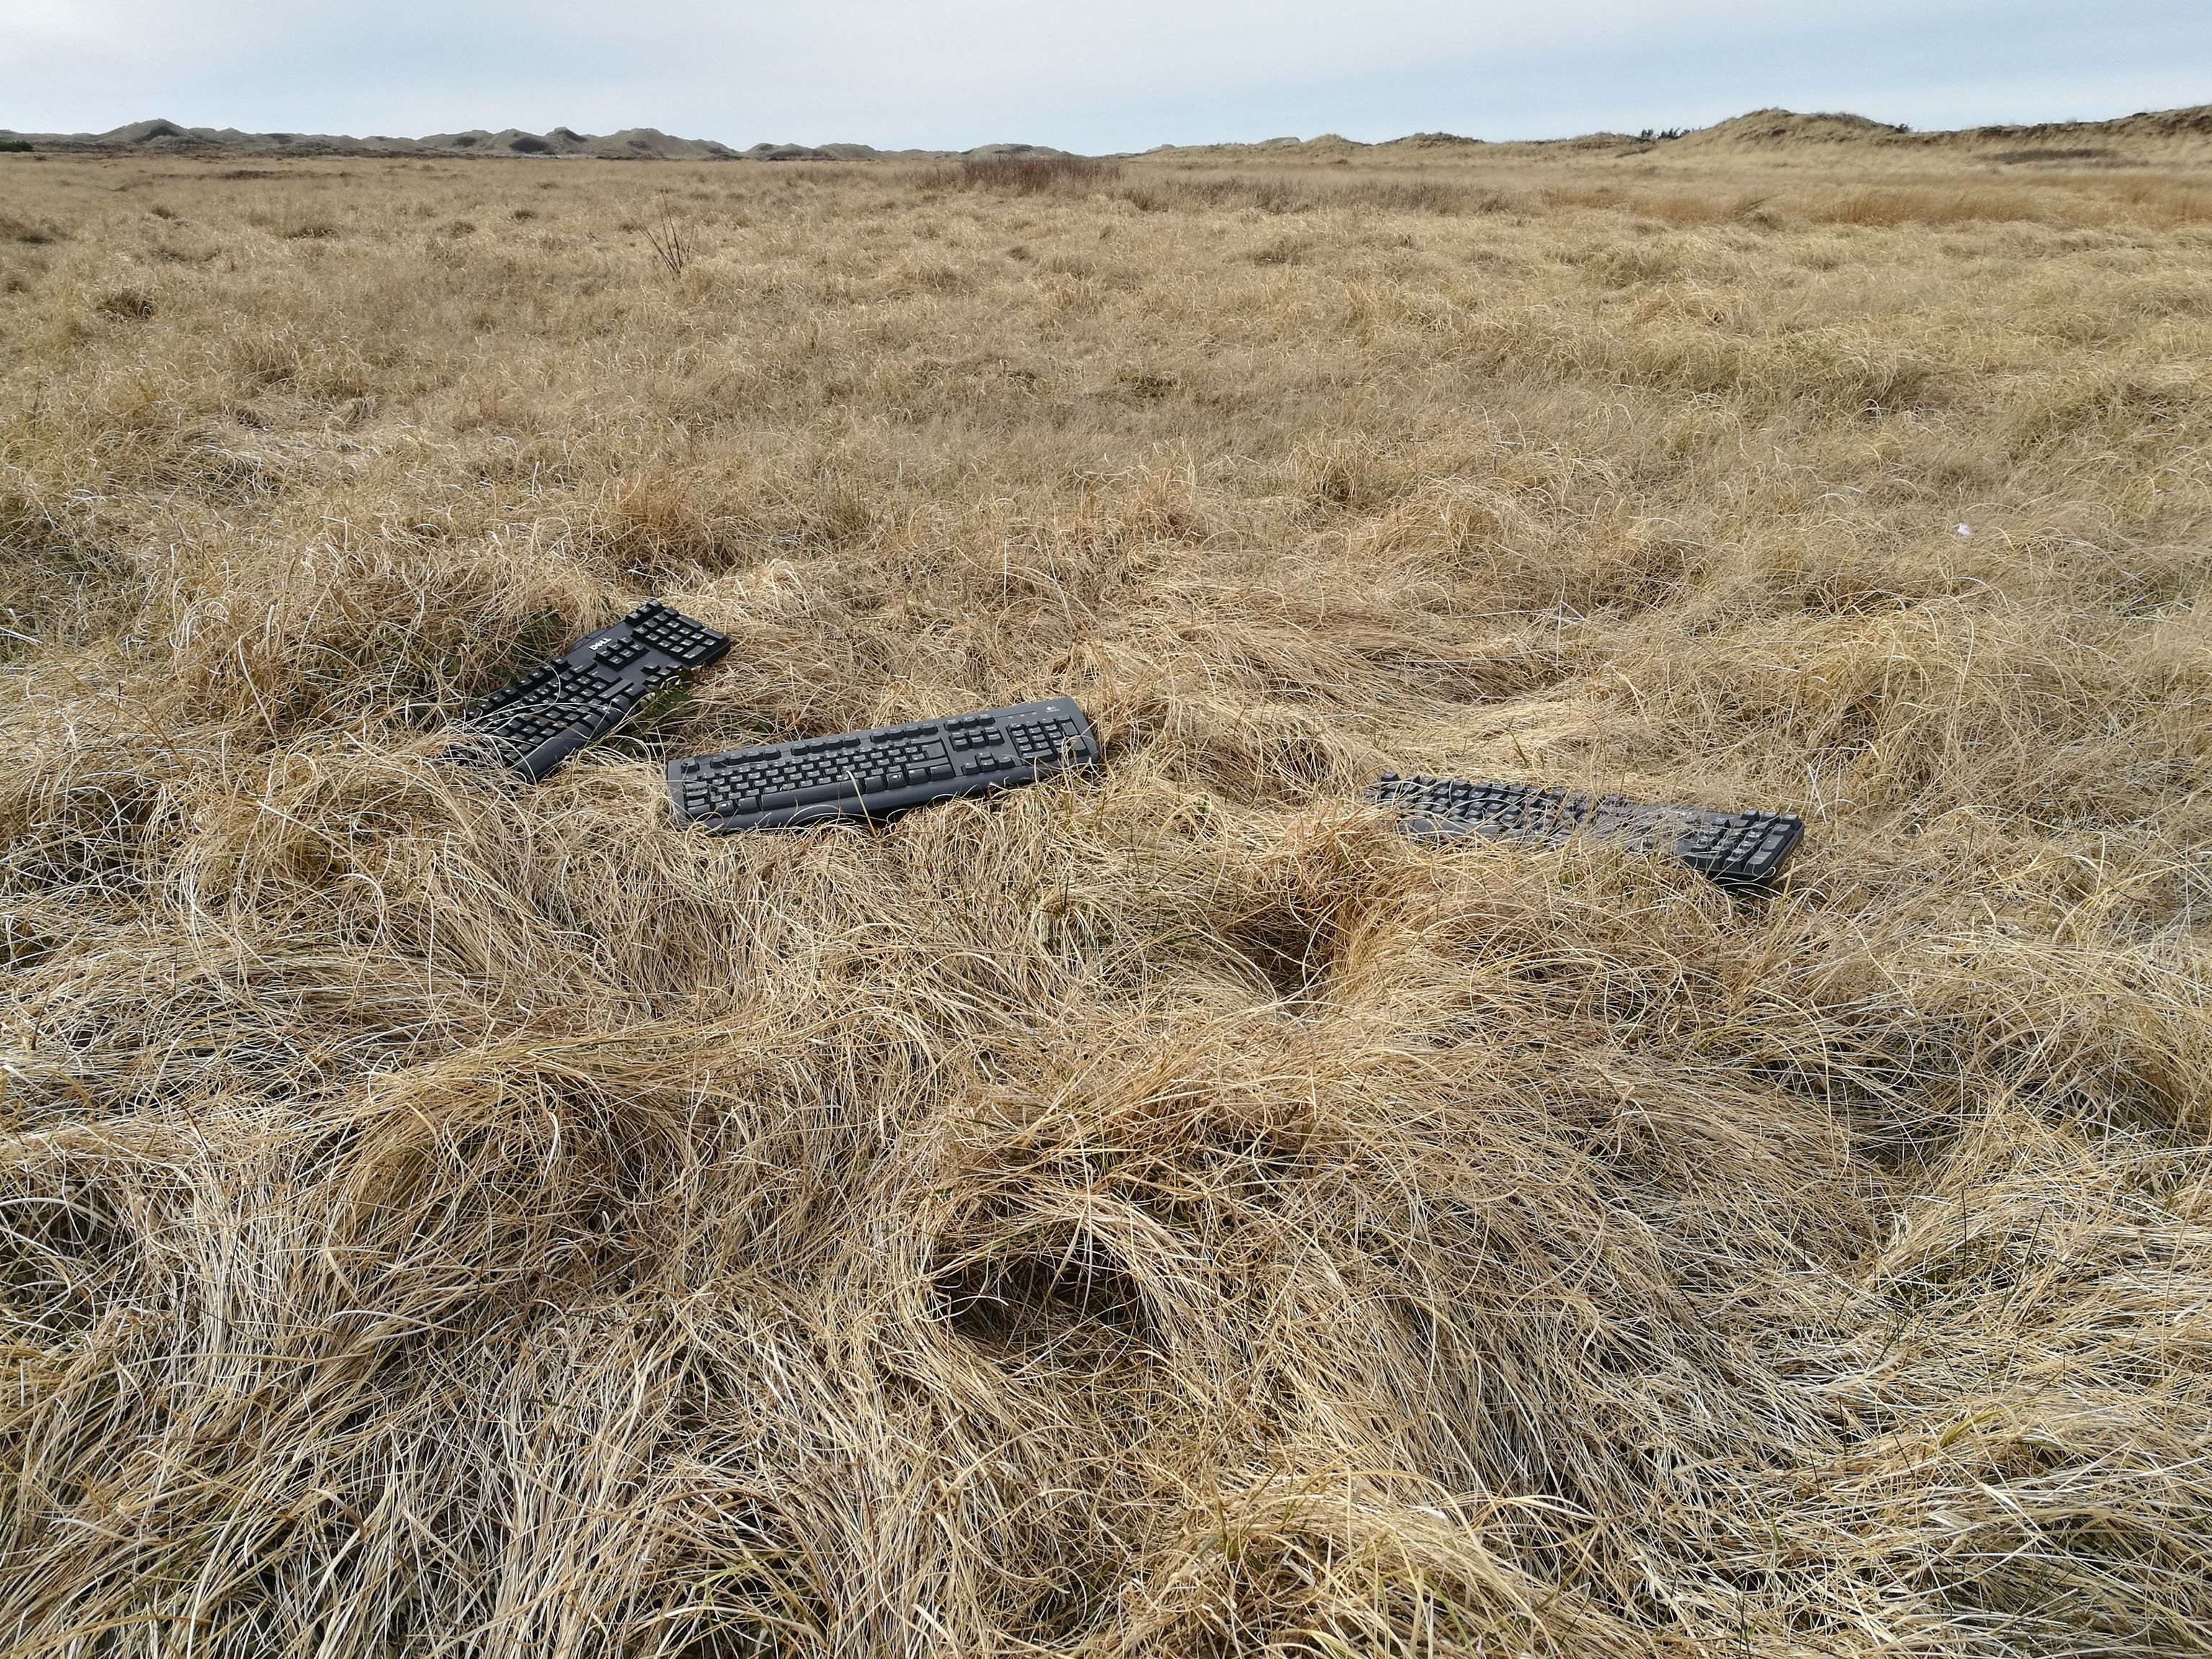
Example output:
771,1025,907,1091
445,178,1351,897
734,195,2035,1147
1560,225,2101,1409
449,601,732,782
1364,774,1803,888
670,696,1099,832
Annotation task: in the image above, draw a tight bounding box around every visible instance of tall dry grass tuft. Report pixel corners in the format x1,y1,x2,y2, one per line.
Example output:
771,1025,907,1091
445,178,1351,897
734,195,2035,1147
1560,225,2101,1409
644,195,699,278
1,134,2210,1657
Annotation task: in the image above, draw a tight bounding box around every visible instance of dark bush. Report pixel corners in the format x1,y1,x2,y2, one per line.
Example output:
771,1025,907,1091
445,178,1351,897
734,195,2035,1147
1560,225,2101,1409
1120,173,1511,217
952,154,1120,195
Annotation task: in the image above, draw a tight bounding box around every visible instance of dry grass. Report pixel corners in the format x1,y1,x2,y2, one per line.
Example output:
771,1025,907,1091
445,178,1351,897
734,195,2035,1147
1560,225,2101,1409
1,135,2210,1658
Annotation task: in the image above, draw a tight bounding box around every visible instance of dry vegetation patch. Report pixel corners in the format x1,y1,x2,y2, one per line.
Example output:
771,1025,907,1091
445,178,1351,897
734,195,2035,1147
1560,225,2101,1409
1,140,2210,1657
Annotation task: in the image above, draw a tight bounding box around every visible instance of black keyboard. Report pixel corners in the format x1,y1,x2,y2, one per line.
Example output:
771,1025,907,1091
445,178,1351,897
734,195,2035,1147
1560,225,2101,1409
1364,774,1804,888
448,601,731,781
669,696,1099,832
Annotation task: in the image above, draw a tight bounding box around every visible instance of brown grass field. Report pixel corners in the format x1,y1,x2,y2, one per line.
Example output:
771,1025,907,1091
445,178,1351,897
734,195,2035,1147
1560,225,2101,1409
2,114,2211,1656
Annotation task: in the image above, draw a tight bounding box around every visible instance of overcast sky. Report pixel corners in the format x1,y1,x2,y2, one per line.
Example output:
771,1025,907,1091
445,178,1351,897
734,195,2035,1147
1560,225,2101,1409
2,0,2206,151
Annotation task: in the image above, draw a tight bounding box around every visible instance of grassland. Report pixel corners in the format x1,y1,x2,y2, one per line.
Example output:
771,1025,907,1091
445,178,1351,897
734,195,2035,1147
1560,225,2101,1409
1,121,2210,1656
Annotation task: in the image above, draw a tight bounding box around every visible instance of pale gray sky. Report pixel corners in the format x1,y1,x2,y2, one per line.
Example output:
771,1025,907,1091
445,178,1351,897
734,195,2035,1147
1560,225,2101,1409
2,0,2205,151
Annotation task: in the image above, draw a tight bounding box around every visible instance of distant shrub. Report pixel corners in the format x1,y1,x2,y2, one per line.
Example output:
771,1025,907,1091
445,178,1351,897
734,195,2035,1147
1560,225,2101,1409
0,140,32,154
1990,147,2115,166
1120,173,1510,217
1349,177,1511,215
953,155,1120,195
1817,186,2064,228
0,212,56,243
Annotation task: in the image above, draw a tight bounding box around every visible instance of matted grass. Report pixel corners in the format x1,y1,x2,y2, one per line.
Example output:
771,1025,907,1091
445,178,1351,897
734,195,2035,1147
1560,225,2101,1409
1,132,2209,1657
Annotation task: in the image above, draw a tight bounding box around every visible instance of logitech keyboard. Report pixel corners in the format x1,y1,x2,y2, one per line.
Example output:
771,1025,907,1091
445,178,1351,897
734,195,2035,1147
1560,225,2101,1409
1363,773,1803,888
669,696,1099,832
448,601,731,782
